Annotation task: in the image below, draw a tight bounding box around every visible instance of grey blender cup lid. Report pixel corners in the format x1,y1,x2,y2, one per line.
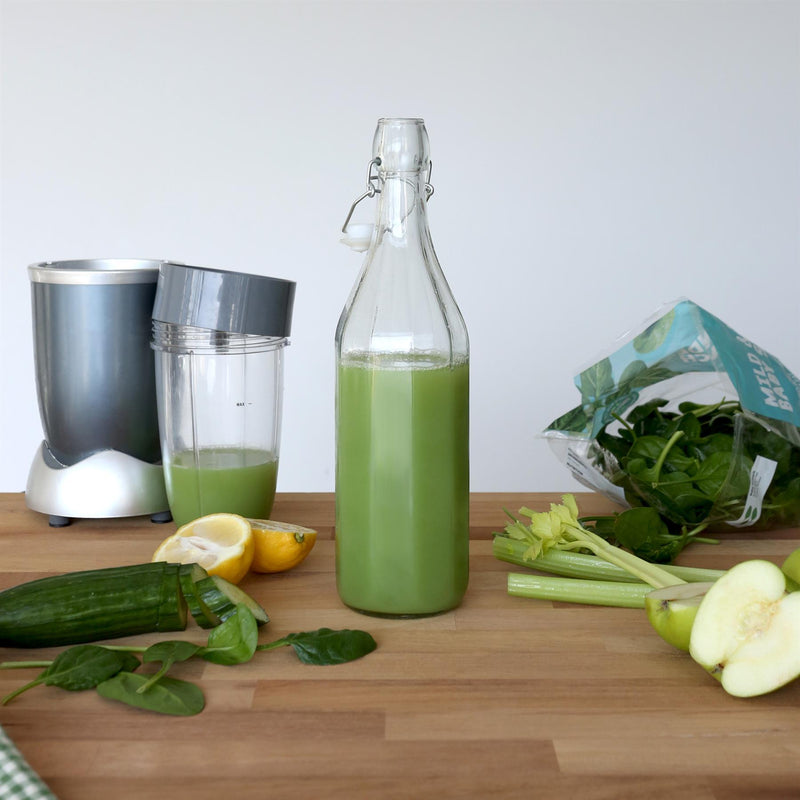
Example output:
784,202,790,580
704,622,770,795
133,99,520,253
152,262,295,337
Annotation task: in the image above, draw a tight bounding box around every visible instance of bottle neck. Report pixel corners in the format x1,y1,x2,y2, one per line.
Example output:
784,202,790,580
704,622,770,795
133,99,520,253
374,171,429,243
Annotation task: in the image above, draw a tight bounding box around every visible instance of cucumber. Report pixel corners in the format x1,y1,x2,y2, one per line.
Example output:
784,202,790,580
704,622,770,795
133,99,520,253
178,564,221,629
157,563,189,633
0,562,188,648
195,575,269,626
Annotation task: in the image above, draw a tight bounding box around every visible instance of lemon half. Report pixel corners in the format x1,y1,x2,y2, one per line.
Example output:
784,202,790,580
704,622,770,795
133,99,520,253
152,513,255,584
248,519,317,573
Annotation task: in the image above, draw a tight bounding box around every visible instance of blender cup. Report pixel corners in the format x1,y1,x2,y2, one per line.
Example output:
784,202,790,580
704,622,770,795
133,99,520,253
151,262,295,527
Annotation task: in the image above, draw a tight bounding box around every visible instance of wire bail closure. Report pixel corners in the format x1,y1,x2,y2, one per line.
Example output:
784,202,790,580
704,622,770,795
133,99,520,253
341,158,434,234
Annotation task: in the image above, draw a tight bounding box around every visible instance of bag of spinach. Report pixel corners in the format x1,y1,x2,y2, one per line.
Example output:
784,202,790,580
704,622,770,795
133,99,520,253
544,299,800,562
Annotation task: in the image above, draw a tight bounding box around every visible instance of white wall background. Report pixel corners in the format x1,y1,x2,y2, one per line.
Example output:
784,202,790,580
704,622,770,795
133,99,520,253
1,0,798,494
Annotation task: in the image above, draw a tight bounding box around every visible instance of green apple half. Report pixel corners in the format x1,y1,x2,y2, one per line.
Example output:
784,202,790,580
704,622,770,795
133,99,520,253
645,582,715,652
689,559,800,697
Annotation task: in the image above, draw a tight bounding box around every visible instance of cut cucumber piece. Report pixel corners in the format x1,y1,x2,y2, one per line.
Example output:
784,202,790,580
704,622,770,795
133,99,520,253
178,564,221,629
195,575,269,626
156,563,189,633
0,562,189,648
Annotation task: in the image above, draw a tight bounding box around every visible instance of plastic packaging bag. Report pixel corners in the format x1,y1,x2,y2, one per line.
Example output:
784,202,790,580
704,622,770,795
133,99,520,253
544,299,800,532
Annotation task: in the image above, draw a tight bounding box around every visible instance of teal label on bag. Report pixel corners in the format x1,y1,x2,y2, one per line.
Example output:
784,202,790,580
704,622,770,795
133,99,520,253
697,306,800,427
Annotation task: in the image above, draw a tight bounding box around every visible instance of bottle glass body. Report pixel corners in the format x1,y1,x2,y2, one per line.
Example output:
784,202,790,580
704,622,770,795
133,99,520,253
335,118,470,617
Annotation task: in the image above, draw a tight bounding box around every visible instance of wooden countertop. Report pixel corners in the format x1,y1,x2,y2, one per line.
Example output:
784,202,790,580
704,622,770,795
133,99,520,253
1,491,800,799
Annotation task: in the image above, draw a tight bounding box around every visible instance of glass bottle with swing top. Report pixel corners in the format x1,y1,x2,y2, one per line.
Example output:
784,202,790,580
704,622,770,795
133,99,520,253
335,118,470,617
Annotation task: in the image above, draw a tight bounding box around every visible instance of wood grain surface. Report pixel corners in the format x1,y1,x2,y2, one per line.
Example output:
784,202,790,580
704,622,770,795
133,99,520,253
1,491,799,800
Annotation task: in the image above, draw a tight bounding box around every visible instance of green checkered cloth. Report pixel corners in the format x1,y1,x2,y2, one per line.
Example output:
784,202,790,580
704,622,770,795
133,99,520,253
0,725,56,799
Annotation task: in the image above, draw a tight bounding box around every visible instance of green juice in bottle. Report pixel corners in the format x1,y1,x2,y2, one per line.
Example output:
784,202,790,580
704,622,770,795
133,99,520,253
336,356,469,615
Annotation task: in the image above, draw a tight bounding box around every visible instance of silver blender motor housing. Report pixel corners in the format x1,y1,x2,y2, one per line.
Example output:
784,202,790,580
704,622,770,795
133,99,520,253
25,259,169,524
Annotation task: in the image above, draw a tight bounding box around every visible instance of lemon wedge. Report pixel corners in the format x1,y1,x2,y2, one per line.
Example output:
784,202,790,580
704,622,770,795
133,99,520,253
152,513,255,585
247,519,318,573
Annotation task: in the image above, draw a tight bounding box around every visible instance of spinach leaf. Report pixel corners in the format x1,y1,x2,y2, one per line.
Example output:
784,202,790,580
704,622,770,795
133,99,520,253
612,507,668,551
97,671,205,716
627,398,669,428
613,507,685,563
200,604,258,665
137,641,203,693
143,640,202,666
667,491,715,523
626,435,670,463
1,645,140,706
687,433,733,461
691,451,733,497
670,412,702,441
258,628,377,665
44,645,140,691
585,515,617,541
610,506,684,561
626,434,697,478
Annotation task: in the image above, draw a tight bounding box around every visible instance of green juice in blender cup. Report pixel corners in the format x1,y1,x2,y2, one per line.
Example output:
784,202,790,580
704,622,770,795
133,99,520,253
164,448,278,527
335,355,470,616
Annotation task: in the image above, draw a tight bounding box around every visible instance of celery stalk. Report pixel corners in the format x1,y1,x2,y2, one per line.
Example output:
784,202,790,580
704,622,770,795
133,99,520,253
493,535,724,584
497,494,687,591
507,573,649,608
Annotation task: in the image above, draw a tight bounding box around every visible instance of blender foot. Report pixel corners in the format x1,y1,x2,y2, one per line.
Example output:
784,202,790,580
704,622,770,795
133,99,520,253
49,515,72,528
151,511,173,524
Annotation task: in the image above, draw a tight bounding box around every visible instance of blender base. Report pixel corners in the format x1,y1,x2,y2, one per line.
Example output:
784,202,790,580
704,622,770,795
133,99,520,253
25,442,171,525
